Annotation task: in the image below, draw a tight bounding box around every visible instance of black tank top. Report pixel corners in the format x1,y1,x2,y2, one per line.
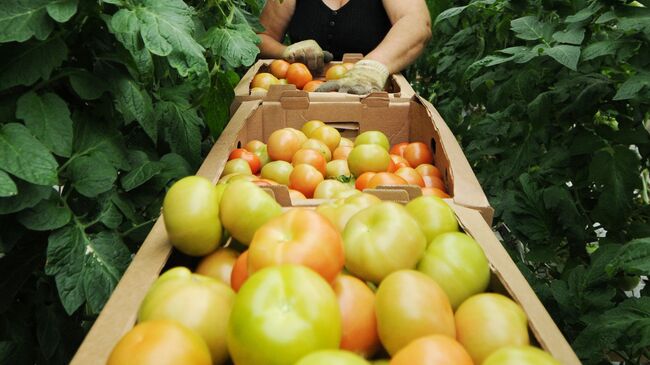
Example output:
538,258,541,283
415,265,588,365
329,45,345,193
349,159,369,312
286,0,391,60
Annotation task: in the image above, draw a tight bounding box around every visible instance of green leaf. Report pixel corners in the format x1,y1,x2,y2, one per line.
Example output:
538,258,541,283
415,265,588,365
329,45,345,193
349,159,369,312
0,0,53,43
72,114,130,171
0,37,67,90
120,161,163,191
157,100,203,166
112,76,156,143
46,0,78,23
0,179,51,214
613,72,650,100
582,40,623,61
106,9,154,80
434,6,468,24
566,3,603,23
17,197,71,231
510,16,553,41
203,71,234,137
552,28,585,45
201,24,260,68
545,45,580,71
16,91,73,157
606,238,650,276
0,123,58,185
595,11,616,24
69,70,107,100
68,155,117,198
98,201,123,230
0,171,17,197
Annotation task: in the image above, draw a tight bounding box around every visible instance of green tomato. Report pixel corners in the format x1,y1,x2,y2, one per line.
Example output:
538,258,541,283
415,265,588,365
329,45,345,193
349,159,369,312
295,350,371,365
343,202,427,283
405,196,458,243
371,360,390,365
138,267,235,364
227,265,341,365
347,145,390,177
354,131,390,151
219,180,282,245
417,232,490,309
163,176,222,256
261,160,293,185
316,193,381,232
326,159,351,179
224,158,252,175
313,180,353,199
483,346,560,365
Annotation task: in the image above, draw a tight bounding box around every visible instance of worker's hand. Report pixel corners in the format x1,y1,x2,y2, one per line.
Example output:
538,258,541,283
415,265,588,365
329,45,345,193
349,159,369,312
282,40,325,72
316,60,390,95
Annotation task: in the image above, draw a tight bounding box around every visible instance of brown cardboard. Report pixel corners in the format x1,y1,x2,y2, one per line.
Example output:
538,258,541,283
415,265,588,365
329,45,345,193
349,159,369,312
231,54,416,115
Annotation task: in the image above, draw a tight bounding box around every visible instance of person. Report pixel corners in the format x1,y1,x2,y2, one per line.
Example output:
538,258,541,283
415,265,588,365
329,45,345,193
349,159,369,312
257,0,432,94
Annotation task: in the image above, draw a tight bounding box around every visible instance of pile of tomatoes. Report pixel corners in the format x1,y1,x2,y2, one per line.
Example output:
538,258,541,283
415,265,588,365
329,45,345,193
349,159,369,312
222,120,449,201
250,60,352,94
107,168,561,364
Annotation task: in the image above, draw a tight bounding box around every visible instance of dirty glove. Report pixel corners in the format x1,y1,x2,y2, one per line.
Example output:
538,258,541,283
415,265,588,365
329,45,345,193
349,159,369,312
282,40,325,72
316,59,389,95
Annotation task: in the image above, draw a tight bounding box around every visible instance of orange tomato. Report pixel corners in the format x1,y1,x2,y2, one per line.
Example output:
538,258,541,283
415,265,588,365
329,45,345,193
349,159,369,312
389,142,409,157
292,148,327,176
289,164,324,198
404,142,433,167
270,60,290,79
333,146,353,160
326,64,348,80
395,167,425,187
334,275,380,357
248,209,345,282
312,125,341,152
422,175,446,190
231,251,249,292
303,80,324,92
421,187,450,198
267,128,303,162
286,63,313,89
415,163,443,179
195,248,238,286
355,172,376,191
251,72,279,90
229,148,261,174
289,189,307,201
389,335,473,365
367,172,408,188
389,154,410,172
302,138,332,161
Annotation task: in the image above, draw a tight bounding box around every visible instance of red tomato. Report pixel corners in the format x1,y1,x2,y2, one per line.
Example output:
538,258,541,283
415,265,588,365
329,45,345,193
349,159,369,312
230,250,249,292
267,128,303,162
403,142,433,167
270,60,290,79
248,209,345,282
195,248,238,286
415,164,442,179
229,148,261,174
389,335,473,365
286,63,313,89
289,164,325,198
395,167,425,187
355,172,376,190
367,172,408,188
334,275,380,357
421,187,450,198
292,148,327,176
422,175,446,190
389,142,408,157
333,146,354,160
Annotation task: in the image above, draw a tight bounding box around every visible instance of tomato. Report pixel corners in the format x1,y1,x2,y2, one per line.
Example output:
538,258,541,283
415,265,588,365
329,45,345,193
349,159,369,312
230,250,249,292
289,164,324,198
286,63,313,89
343,202,426,282
270,60,290,79
227,265,341,365
389,154,410,172
314,180,353,199
295,350,370,365
326,64,349,80
163,176,222,256
422,175,446,190
367,172,407,188
261,160,293,185
244,140,271,167
389,142,408,157
405,196,459,243
292,148,327,175
339,137,354,147
421,187,450,198
303,138,333,161
354,131,390,151
334,275,379,357
312,125,342,152
455,293,530,364
289,188,307,201
138,267,235,364
250,87,268,96
223,158,252,176
108,320,211,365
251,72,279,90
316,193,381,233
287,127,308,146
342,62,355,70
229,148,261,174
326,160,352,179
195,248,239,286
347,145,390,177
302,120,326,138
354,172,376,190
220,180,283,244
267,128,302,162
403,142,433,167
395,167,425,187
389,335,473,365
303,80,324,92
417,232,489,309
483,346,560,365
375,270,455,355
415,164,442,179
248,209,344,282
218,172,256,185
277,78,288,85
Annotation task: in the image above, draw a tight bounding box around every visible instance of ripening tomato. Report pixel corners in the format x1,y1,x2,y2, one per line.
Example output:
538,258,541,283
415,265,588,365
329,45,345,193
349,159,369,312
326,160,351,179
355,172,376,190
394,167,425,187
389,155,410,172
292,148,327,175
270,60,290,79
296,350,370,365
455,293,530,364
421,187,450,198
107,320,211,365
303,138,333,161
244,140,271,167
354,131,390,151
405,196,459,243
333,146,354,160
223,158,253,176
231,250,248,292
403,142,433,167
251,72,279,90
314,180,354,199
277,78,288,85
227,265,341,365
347,145,391,177
483,346,561,365
261,160,293,186
289,189,307,201
250,87,268,96
422,175,446,190
229,148,261,174
326,64,348,80
302,120,326,138
248,209,344,282
375,270,455,355
367,172,407,188
290,164,325,198
334,275,380,357
339,137,354,148
415,164,442,179
267,128,303,162
286,63,313,89
303,80,325,92
287,128,308,146
389,335,473,365
195,248,239,286
312,125,342,152
316,193,381,233
217,173,256,185
389,142,408,157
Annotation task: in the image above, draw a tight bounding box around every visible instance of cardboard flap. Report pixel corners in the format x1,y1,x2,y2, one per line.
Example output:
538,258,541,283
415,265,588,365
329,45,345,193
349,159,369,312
261,185,293,206
264,84,299,101
341,53,364,63
361,92,390,107
364,185,422,203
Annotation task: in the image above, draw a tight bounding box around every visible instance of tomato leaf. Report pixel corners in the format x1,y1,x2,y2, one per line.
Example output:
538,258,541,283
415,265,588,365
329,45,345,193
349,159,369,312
157,100,203,167
0,38,67,90
72,114,130,171
552,27,585,45
68,155,117,198
0,179,52,214
510,16,554,41
147,153,192,192
202,71,235,137
120,160,163,192
201,24,260,68
0,0,53,43
111,76,157,143
17,197,71,231
16,91,73,157
69,70,108,100
606,238,650,276
0,123,58,186
613,72,650,100
45,0,77,23
545,45,580,71
0,171,17,198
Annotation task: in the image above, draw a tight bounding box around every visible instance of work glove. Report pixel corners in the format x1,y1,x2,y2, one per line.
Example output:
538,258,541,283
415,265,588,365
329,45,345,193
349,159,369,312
316,60,390,95
282,40,326,72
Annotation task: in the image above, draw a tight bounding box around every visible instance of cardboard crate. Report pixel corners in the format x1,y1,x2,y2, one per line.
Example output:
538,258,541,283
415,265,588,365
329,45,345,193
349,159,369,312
230,53,416,115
